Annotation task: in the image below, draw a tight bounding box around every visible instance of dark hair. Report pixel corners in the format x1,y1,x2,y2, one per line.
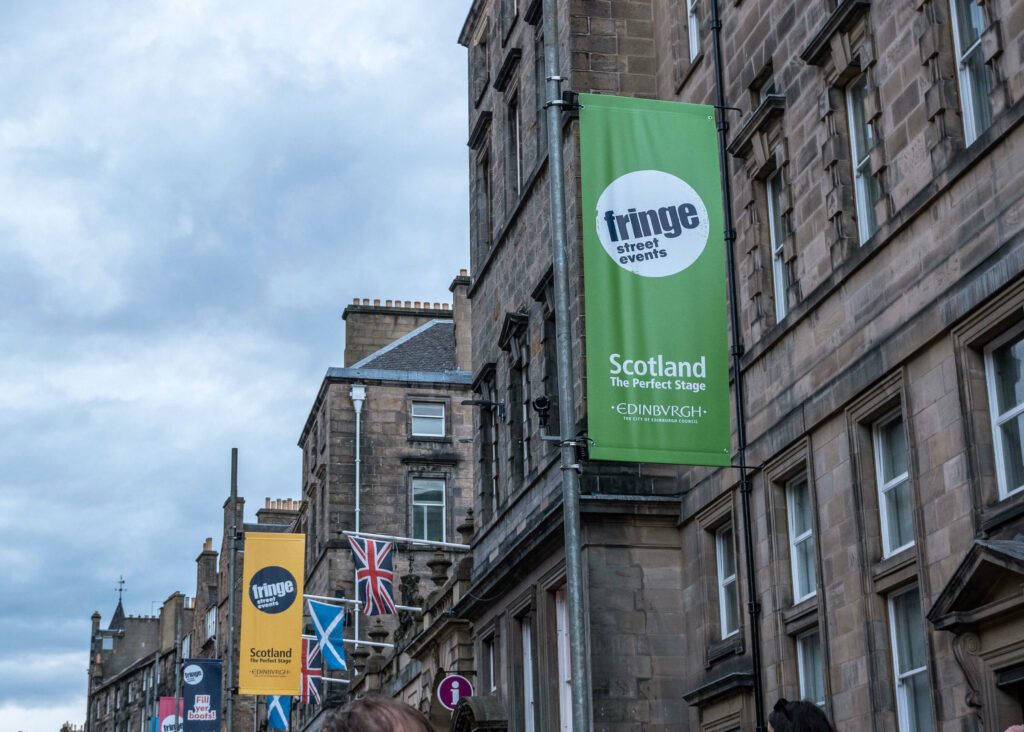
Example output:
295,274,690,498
321,696,432,732
768,698,836,732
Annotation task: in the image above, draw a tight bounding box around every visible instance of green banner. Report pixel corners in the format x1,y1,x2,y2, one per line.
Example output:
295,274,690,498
580,94,730,466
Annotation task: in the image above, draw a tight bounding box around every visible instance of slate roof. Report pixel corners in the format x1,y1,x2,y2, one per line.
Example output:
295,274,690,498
977,537,1024,563
108,598,126,631
353,320,456,372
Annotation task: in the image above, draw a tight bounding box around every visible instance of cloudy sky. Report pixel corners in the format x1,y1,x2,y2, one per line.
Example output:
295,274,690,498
0,3,470,729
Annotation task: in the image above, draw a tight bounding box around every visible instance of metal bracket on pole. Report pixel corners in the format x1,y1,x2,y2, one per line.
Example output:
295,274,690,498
544,90,581,111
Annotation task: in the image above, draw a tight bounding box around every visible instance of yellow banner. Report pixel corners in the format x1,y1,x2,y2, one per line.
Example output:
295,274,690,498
237,532,305,696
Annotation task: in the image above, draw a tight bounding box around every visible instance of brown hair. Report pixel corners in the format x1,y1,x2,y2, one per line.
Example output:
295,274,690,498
321,696,432,732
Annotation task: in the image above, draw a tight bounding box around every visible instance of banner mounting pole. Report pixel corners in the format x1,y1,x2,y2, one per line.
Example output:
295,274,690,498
226,447,238,732
542,1,593,730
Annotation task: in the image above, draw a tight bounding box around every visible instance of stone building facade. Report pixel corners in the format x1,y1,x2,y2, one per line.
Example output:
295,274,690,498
291,273,475,731
85,593,192,732
457,0,1024,730
83,499,299,732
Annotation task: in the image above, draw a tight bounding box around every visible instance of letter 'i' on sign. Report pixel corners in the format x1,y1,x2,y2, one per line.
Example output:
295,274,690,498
238,532,305,696
580,94,731,466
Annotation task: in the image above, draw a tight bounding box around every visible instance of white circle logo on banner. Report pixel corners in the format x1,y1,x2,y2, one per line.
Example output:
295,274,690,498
595,169,710,277
183,664,203,685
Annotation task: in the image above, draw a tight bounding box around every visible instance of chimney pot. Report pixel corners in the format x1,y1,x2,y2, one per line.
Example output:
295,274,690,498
386,300,392,306
362,298,369,305
353,298,359,305
404,301,411,308
265,497,270,508
442,303,450,310
374,299,380,306
414,301,421,308
460,269,467,276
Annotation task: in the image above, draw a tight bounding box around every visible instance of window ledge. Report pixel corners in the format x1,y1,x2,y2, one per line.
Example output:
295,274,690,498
683,670,754,706
468,111,493,150
406,435,452,444
800,0,871,67
705,633,744,667
981,490,1024,534
871,546,918,593
401,454,459,466
727,94,786,159
493,48,523,92
781,595,819,634
674,51,705,95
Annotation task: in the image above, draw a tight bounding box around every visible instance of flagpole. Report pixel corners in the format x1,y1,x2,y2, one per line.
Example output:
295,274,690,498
341,530,470,552
301,633,394,649
304,593,422,614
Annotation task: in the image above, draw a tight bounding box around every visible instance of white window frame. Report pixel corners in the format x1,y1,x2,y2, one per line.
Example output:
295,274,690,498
484,635,498,693
949,0,991,146
508,89,523,196
874,412,915,556
796,628,825,706
687,0,700,62
205,605,217,640
715,523,739,639
520,616,535,732
412,477,446,542
846,74,878,244
985,324,1024,500
767,169,788,322
182,632,191,660
555,588,573,732
787,476,817,603
515,332,531,475
488,385,500,513
411,401,446,437
888,587,932,732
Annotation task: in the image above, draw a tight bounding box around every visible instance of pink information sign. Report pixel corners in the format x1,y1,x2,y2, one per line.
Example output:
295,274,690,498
437,674,473,711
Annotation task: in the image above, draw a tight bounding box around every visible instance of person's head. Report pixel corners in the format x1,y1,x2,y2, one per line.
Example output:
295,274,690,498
768,698,836,732
321,696,432,732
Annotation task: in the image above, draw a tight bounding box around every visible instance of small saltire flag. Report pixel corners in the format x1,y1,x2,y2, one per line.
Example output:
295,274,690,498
308,599,347,670
267,695,291,731
348,536,396,615
301,637,323,704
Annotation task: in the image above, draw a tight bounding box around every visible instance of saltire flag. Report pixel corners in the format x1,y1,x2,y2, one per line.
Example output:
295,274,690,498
307,599,347,670
348,536,396,615
267,696,291,731
301,637,323,704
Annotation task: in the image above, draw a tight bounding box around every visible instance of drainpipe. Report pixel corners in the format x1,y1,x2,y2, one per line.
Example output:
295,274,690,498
350,384,366,647
710,0,765,729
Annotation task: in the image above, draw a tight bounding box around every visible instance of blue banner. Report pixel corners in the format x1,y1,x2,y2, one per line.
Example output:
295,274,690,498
182,659,222,732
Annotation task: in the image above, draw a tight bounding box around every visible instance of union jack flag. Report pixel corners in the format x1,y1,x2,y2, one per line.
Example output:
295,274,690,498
301,637,322,704
348,536,396,615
